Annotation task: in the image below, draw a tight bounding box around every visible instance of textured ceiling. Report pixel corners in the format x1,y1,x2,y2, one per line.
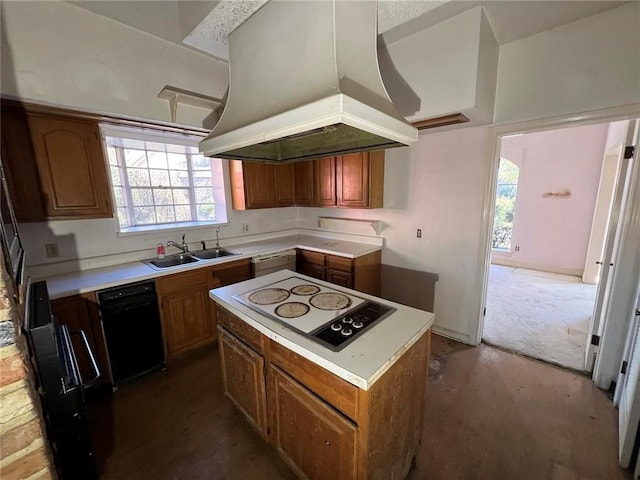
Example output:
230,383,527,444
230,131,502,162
70,0,629,61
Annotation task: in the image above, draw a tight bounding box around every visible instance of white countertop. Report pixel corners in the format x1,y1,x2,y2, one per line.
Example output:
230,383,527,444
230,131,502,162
44,234,382,300
210,270,435,390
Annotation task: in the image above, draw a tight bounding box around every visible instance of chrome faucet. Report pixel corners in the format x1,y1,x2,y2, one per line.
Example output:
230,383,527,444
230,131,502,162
167,234,189,253
215,227,221,250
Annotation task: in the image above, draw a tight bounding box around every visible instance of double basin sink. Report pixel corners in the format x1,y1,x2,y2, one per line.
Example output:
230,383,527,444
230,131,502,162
145,248,239,270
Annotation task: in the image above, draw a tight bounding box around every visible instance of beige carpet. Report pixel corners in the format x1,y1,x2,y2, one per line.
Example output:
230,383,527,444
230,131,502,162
482,265,597,371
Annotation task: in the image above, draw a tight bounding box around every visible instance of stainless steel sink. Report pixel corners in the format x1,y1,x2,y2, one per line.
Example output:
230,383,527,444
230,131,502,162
146,254,199,269
191,248,238,260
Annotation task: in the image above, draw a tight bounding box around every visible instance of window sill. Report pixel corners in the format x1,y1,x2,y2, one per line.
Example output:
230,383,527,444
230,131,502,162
117,221,229,237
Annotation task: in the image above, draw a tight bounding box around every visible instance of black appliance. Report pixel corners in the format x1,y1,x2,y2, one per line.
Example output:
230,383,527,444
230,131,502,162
312,301,396,351
97,280,165,385
25,280,100,479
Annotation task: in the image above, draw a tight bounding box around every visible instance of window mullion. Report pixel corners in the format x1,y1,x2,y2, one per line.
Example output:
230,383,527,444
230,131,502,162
186,153,197,221
117,146,135,227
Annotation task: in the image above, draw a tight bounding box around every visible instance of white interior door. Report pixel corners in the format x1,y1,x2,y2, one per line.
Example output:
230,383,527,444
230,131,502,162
617,291,640,467
584,123,634,371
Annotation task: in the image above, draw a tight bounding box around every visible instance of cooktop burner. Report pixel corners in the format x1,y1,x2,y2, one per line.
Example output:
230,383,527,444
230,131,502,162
233,276,396,351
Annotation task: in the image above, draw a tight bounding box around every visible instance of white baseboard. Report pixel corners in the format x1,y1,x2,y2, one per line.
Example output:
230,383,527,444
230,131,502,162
432,325,472,345
490,256,583,277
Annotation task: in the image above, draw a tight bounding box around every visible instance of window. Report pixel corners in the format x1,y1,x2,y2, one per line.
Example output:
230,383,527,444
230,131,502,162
101,126,227,233
492,158,519,250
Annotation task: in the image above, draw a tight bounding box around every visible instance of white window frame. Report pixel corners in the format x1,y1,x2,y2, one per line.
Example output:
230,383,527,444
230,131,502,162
100,124,228,235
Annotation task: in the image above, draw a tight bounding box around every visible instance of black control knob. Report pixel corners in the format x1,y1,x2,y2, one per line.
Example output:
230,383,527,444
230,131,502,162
330,323,342,331
341,328,353,336
352,320,364,329
342,317,353,324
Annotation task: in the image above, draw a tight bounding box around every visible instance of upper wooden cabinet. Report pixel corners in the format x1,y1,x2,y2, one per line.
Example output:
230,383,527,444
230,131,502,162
293,161,314,206
229,151,384,210
313,156,337,207
273,164,295,207
230,160,276,210
1,105,113,221
336,151,384,208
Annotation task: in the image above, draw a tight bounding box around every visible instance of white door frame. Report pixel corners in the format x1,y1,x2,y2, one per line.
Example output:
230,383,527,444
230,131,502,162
474,104,640,388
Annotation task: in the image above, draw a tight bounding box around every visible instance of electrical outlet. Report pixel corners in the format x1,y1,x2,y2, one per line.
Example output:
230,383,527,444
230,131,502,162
416,229,422,238
242,224,249,233
515,245,520,252
45,243,59,258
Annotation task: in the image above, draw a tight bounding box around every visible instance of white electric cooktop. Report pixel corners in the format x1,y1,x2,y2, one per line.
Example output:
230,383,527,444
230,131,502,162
233,275,366,334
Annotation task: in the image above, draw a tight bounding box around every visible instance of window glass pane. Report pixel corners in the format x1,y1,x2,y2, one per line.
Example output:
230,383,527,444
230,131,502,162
155,206,175,223
117,207,129,228
195,187,214,204
110,166,122,186
193,171,213,186
127,168,150,187
112,186,125,206
192,155,210,169
172,189,190,205
148,151,168,169
175,205,191,222
197,204,216,221
107,146,118,166
168,153,188,170
166,143,190,155
133,206,156,224
170,170,190,187
124,149,147,168
150,169,170,187
153,188,173,205
131,188,153,206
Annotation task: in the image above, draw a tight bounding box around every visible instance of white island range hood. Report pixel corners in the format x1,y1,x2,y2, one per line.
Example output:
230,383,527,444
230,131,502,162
199,0,417,163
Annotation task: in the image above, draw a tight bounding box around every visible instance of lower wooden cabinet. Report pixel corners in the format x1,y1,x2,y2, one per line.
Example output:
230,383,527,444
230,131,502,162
216,306,431,480
296,249,381,296
157,259,251,360
219,328,267,435
160,285,213,358
270,366,357,480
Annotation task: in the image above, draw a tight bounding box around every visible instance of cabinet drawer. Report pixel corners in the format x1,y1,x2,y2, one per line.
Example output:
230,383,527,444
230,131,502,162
297,249,325,266
327,255,353,273
270,340,359,421
156,269,207,295
211,259,252,286
217,306,264,354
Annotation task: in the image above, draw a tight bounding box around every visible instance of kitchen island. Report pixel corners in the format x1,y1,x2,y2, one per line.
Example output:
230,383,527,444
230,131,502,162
210,270,435,480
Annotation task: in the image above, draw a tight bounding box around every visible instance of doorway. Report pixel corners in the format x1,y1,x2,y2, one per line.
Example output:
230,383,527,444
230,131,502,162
481,122,615,371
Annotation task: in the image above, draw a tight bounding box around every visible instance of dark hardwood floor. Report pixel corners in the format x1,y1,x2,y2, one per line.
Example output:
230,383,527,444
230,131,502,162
88,335,630,480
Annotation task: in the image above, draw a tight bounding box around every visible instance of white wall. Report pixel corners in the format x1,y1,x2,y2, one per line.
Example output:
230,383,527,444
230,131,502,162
0,1,228,128
299,126,494,343
493,124,608,274
495,3,640,124
378,6,497,124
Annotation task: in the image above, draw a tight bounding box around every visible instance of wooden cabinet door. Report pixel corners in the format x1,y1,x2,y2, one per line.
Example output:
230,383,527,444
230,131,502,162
0,106,47,221
219,328,267,436
298,263,326,280
313,157,336,206
297,250,326,280
243,162,276,209
327,269,354,289
273,164,295,207
161,286,214,357
336,152,369,208
270,366,357,480
28,114,113,218
293,161,314,206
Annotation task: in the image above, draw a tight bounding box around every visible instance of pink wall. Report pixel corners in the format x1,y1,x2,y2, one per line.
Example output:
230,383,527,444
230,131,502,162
494,123,608,273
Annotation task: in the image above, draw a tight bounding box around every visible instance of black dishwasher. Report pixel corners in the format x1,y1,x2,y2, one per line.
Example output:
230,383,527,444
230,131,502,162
97,280,165,385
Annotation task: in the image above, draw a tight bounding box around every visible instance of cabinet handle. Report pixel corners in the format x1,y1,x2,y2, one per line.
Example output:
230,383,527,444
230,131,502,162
325,440,331,446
